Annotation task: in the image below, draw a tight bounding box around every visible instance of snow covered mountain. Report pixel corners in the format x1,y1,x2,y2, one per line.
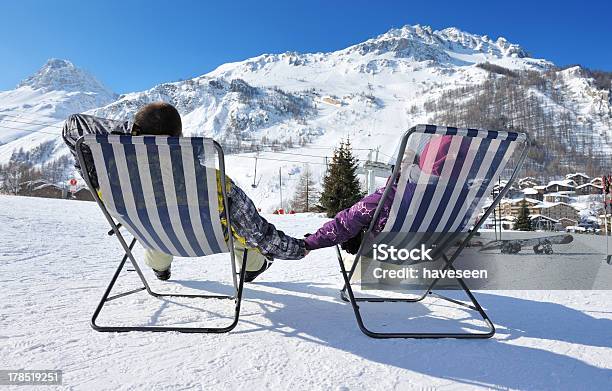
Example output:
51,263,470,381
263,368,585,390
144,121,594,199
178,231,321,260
17,58,115,98
92,77,318,143
0,59,117,156
1,25,611,211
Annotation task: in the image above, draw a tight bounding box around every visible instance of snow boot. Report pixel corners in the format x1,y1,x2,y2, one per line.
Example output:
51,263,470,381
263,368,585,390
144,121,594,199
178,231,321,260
244,258,273,283
153,267,171,281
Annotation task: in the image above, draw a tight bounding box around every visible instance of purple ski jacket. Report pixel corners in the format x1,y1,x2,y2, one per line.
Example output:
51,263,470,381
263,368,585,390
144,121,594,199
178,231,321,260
304,135,464,250
304,184,397,250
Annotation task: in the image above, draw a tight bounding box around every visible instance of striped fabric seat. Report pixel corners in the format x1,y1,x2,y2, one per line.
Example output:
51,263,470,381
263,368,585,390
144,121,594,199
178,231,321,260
372,124,526,257
81,134,228,257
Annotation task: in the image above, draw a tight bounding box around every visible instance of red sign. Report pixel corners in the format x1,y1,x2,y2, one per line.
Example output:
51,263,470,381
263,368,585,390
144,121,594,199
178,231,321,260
69,178,77,186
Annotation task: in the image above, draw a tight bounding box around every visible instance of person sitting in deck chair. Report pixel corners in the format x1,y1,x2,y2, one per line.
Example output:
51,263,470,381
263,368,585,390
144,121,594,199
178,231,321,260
303,135,469,254
63,102,307,282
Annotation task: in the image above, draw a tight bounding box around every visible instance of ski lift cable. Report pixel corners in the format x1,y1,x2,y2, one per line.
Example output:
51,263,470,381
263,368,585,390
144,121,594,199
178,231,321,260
1,115,377,160
237,149,363,163
238,138,371,151
230,154,328,166
300,145,372,151
0,125,60,136
223,143,371,157
221,144,339,159
0,126,364,163
0,114,63,127
0,111,64,124
0,125,330,168
377,151,394,158
221,142,370,160
244,149,330,159
0,112,380,152
0,117,62,128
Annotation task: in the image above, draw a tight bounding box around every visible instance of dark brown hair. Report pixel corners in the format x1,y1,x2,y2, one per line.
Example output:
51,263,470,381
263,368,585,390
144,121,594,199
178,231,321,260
132,102,182,137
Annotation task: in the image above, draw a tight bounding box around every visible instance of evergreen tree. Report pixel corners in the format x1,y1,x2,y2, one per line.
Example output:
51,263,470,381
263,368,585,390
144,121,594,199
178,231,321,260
319,139,364,217
515,203,533,231
291,164,319,212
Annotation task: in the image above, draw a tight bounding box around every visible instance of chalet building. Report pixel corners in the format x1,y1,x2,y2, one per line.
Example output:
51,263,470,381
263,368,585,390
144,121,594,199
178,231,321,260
545,180,576,193
17,180,97,201
491,181,524,198
565,173,590,186
491,180,508,194
18,180,66,199
557,217,578,228
499,197,578,224
506,187,523,199
27,183,65,199
530,214,558,231
18,180,49,195
522,187,543,201
518,177,541,189
576,183,603,195
535,202,579,223
499,216,516,230
500,198,541,217
480,215,515,230
485,195,581,231
590,177,603,187
533,185,547,195
544,192,571,203
73,188,95,201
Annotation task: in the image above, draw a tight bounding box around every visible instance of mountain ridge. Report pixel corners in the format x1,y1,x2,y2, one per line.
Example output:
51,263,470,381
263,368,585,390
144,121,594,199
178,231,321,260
0,24,610,210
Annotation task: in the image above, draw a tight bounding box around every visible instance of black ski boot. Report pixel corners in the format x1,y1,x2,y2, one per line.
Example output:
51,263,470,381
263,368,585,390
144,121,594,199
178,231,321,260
153,267,171,281
244,259,273,283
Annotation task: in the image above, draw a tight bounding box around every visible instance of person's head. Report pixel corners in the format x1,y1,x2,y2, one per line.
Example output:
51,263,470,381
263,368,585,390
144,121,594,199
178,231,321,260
418,135,469,177
132,102,182,137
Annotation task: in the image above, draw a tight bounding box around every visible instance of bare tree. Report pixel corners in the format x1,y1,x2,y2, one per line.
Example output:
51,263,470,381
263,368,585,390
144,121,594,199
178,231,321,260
291,164,319,212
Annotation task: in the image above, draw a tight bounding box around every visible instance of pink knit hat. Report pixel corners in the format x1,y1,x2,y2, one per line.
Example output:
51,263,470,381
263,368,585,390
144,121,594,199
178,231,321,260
419,135,468,176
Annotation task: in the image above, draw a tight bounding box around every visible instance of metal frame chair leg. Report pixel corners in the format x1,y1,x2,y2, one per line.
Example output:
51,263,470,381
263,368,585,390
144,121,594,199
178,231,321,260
337,252,495,339
338,245,431,304
91,237,249,333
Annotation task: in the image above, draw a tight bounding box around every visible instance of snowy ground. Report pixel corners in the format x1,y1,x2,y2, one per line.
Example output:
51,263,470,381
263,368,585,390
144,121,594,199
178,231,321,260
1,195,612,390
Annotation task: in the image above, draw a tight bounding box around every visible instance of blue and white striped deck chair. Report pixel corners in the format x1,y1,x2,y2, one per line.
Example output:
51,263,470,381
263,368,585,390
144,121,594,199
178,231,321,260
339,124,529,339
75,134,248,333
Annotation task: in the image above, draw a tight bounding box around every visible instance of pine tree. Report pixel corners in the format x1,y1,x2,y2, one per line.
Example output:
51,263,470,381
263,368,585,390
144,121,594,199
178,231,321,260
291,164,319,212
514,203,533,231
319,139,364,217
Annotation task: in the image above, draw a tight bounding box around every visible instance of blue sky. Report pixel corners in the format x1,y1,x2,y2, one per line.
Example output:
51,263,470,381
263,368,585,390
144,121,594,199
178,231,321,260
1,0,611,93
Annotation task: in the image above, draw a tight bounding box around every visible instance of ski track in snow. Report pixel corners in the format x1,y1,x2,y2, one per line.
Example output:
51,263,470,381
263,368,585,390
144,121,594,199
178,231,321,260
1,195,611,390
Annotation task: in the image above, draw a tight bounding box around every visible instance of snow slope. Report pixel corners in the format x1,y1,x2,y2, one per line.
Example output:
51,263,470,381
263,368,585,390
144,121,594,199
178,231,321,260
1,195,611,390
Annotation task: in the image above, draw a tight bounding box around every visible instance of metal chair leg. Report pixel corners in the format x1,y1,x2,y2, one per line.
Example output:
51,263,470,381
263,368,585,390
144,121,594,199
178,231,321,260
338,245,431,303
91,242,249,333
337,253,495,339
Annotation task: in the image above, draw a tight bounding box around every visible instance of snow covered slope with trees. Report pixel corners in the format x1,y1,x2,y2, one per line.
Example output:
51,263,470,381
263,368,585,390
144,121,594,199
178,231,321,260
0,25,611,211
